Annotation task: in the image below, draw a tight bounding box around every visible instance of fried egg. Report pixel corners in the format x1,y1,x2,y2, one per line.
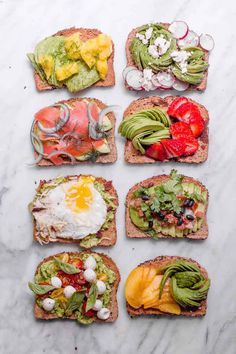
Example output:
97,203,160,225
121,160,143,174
33,176,107,239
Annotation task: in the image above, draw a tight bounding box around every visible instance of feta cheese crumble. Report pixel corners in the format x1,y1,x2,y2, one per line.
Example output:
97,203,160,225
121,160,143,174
170,50,191,74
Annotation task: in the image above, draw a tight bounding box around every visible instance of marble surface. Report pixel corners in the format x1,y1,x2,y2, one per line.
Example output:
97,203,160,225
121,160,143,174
0,0,236,353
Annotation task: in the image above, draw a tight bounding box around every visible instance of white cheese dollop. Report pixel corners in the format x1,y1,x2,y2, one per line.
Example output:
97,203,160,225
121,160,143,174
51,276,62,288
84,256,97,270
97,308,110,320
96,280,106,295
84,269,97,283
42,298,55,312
170,50,191,74
92,299,103,311
63,285,76,299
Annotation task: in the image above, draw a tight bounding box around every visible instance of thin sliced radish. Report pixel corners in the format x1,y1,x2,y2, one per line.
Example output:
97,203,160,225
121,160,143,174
172,79,189,91
157,72,175,88
122,66,136,80
169,21,189,40
151,75,162,88
126,69,143,90
199,34,215,51
177,30,199,48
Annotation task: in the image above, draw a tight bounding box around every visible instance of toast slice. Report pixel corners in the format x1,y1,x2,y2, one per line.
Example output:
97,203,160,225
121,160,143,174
33,251,120,323
126,256,209,317
31,175,118,248
32,27,115,92
126,174,208,240
122,96,209,164
125,23,209,91
32,97,117,166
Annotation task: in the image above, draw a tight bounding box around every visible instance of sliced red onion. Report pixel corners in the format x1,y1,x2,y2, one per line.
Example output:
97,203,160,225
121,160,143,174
122,66,137,80
37,103,70,134
98,105,120,126
126,69,143,90
31,132,45,156
172,79,189,91
199,34,215,51
87,103,106,140
47,151,76,164
157,72,175,88
168,21,189,40
177,30,199,48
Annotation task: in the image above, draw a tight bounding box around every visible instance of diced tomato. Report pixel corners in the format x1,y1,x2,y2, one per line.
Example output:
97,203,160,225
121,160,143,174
82,302,95,317
161,139,186,159
195,211,204,218
145,142,167,161
167,97,188,116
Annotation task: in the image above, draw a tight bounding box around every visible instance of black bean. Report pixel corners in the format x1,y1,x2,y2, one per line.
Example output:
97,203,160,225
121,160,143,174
157,211,165,220
186,214,194,221
183,199,191,207
177,218,183,226
174,212,181,219
180,207,185,215
141,195,150,201
149,220,153,228
188,199,195,207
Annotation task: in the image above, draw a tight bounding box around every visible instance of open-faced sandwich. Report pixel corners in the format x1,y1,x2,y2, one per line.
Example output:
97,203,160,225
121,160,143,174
125,256,210,317
28,252,120,325
30,98,117,166
126,170,208,240
28,28,115,92
29,175,118,248
124,21,214,92
119,96,208,163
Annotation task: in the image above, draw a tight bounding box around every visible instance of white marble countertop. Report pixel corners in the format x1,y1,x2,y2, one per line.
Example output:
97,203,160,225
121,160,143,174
0,0,236,353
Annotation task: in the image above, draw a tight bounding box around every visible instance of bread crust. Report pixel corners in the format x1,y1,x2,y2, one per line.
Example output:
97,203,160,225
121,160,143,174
125,23,209,91
125,175,208,240
34,251,120,323
126,255,208,317
33,97,117,166
122,96,209,164
32,175,118,247
33,27,115,91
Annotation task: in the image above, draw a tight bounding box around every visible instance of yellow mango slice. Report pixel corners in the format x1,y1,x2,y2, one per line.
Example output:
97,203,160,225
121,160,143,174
158,303,181,315
96,59,108,80
38,55,54,80
56,62,79,81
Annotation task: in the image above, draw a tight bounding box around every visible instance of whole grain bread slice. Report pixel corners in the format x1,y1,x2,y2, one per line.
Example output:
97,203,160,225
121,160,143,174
126,255,208,317
125,23,209,91
32,175,118,248
33,27,115,92
126,174,208,240
34,251,120,323
123,96,209,164
34,97,117,166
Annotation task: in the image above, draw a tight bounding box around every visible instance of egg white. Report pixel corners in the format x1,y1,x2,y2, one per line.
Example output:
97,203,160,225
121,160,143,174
33,178,107,240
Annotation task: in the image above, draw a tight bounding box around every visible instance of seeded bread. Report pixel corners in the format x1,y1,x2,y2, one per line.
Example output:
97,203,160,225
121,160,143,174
123,96,209,164
125,23,209,91
126,255,208,317
32,175,118,248
34,97,117,166
126,175,208,240
33,27,115,91
34,251,120,323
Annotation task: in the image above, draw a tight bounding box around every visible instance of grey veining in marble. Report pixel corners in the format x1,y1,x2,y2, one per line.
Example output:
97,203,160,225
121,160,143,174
0,0,236,353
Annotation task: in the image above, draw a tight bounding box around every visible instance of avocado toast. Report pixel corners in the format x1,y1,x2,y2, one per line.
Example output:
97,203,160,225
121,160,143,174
31,97,117,166
126,170,208,240
28,27,115,92
29,252,120,324
124,22,213,92
119,96,209,164
30,175,118,248
125,256,210,317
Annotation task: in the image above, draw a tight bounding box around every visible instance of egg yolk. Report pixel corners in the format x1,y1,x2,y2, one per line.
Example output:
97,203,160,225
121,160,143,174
65,181,94,212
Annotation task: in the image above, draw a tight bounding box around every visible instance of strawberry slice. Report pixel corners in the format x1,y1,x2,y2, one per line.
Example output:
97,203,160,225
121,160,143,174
174,102,202,124
170,122,194,139
167,97,188,116
161,139,185,159
178,136,199,156
145,142,167,161
189,115,205,137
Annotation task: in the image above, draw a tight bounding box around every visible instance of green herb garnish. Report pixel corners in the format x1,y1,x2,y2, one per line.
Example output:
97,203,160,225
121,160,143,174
86,284,97,312
54,257,81,274
28,282,55,295
65,292,85,316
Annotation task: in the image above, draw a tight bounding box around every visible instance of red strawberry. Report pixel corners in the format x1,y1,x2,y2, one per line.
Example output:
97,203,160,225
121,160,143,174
178,136,199,156
161,139,185,159
167,97,188,116
145,142,167,161
170,122,194,139
189,115,205,137
174,102,201,123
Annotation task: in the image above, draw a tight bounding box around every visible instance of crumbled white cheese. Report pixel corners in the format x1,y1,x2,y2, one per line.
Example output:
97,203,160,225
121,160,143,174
136,33,148,45
140,68,156,91
148,45,160,58
147,34,171,59
145,27,153,40
170,50,191,74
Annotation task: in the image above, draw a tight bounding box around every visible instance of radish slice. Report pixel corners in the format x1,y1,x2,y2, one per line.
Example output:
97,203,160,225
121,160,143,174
169,21,189,40
151,75,162,88
172,79,189,91
126,69,143,90
157,72,175,88
177,30,199,48
199,34,215,51
122,66,136,80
